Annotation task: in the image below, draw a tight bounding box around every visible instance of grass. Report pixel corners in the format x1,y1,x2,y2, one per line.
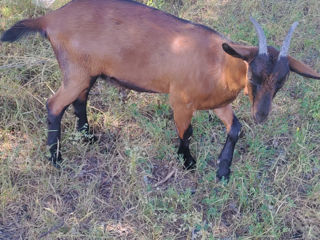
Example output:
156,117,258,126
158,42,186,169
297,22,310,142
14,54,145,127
1,0,320,239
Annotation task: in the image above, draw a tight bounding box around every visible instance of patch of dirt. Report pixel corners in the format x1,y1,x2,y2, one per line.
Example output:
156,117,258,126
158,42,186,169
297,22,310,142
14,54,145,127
221,202,240,227
0,222,25,240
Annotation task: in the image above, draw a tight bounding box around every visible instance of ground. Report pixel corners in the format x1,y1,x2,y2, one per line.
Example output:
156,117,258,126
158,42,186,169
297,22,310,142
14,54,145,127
0,0,320,239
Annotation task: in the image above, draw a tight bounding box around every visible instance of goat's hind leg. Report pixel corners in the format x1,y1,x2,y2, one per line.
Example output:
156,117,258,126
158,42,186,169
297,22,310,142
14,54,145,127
214,104,241,181
47,97,67,167
72,78,97,143
46,74,92,167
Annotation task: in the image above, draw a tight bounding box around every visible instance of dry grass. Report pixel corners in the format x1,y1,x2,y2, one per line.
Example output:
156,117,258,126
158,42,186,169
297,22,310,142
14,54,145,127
1,0,320,239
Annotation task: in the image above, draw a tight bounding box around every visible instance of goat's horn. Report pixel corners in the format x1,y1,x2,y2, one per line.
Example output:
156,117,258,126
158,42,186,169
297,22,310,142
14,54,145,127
278,22,299,59
250,17,268,55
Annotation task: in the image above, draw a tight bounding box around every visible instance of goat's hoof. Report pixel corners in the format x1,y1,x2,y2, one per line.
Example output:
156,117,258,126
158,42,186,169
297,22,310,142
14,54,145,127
184,157,196,171
48,153,62,169
83,134,98,144
216,167,230,181
52,161,62,169
78,124,97,144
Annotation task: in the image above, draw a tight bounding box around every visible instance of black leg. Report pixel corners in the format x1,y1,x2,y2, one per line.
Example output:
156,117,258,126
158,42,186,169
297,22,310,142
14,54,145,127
72,97,97,143
216,114,241,180
72,78,97,143
47,103,68,167
73,98,88,131
178,124,196,170
45,71,94,167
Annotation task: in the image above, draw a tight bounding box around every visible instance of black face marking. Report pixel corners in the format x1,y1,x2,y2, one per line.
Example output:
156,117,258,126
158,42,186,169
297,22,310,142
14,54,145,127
248,48,292,123
248,54,270,100
254,93,272,123
247,67,262,101
272,56,290,95
274,73,289,96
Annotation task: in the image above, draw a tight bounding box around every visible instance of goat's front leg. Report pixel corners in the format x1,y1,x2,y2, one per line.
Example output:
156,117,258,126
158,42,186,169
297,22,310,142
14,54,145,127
214,104,241,180
172,101,196,170
177,124,196,169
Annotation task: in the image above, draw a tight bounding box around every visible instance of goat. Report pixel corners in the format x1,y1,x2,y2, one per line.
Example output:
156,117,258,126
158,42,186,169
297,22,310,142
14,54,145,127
2,0,320,180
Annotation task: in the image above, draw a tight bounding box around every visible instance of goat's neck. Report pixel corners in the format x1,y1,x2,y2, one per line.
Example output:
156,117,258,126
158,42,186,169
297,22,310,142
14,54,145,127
222,54,248,93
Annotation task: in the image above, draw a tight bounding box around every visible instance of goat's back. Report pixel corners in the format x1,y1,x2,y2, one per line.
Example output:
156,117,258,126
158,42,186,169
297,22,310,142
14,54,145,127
41,0,225,93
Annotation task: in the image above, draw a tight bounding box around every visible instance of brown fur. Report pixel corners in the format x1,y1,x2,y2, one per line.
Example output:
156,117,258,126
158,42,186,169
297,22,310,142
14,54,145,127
2,0,320,175
37,0,251,137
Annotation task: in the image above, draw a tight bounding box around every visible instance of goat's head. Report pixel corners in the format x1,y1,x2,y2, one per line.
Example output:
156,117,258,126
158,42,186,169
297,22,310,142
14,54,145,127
222,18,320,123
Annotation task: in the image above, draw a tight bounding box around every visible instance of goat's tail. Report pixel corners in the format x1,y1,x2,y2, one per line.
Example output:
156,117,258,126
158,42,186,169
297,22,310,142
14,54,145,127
1,18,46,42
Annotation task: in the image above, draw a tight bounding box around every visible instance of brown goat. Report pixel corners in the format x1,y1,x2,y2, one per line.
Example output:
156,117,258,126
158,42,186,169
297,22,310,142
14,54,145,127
2,0,320,180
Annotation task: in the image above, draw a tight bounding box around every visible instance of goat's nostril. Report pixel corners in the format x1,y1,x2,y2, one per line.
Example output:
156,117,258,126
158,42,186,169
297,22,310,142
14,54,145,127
255,112,268,124
260,112,267,118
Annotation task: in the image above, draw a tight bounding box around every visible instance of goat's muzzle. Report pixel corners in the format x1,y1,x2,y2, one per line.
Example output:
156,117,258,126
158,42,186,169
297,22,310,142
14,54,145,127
252,93,272,124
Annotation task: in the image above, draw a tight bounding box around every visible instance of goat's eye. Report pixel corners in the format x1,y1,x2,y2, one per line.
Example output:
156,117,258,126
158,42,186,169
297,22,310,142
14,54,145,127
251,82,259,99
250,79,258,86
251,71,264,85
250,77,262,88
275,81,283,89
275,76,288,90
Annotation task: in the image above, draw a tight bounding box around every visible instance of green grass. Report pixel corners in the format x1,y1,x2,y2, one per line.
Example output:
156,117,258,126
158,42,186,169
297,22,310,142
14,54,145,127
1,0,320,239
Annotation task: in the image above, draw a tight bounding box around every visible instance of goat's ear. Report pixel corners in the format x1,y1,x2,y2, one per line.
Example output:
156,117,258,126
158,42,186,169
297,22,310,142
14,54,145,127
222,43,257,62
288,56,320,79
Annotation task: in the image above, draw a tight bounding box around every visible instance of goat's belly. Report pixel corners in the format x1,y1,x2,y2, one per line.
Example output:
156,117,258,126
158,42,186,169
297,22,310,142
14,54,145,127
100,75,158,93
99,69,171,94
98,59,172,94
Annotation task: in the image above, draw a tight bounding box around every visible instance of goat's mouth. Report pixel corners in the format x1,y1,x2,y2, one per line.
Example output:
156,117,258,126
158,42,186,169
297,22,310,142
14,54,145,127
251,107,269,124
253,113,268,124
